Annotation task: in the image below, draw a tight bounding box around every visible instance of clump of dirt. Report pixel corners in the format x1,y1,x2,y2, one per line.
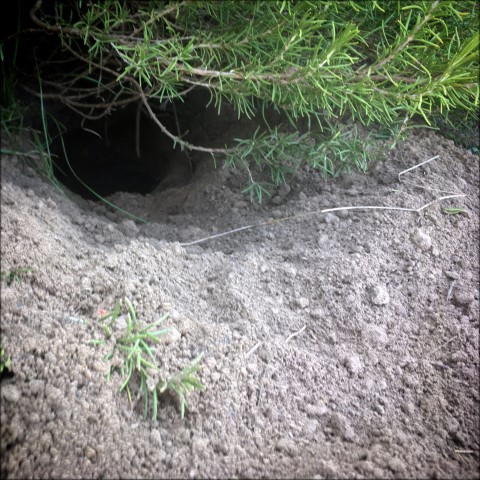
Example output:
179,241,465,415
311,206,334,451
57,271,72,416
1,128,479,479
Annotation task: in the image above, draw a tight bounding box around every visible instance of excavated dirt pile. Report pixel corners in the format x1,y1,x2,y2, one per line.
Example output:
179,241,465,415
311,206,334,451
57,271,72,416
1,127,479,478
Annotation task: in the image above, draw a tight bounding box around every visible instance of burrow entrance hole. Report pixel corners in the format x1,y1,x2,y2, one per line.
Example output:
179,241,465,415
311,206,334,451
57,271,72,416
49,102,197,200
3,1,232,201
6,1,281,201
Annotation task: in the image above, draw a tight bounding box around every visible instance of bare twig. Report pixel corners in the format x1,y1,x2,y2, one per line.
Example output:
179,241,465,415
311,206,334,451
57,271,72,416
285,325,306,344
244,342,262,359
398,154,463,196
447,280,456,301
425,335,458,358
179,193,465,247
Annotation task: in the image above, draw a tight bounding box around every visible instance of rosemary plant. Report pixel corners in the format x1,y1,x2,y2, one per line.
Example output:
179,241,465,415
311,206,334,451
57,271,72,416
4,1,479,199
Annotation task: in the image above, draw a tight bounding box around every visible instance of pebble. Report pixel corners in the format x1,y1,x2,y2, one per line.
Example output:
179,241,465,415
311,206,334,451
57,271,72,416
84,446,97,461
388,458,405,473
275,437,296,456
305,403,329,419
120,219,139,237
411,228,432,251
361,324,389,346
1,384,20,402
369,285,390,305
452,287,475,307
246,363,257,374
336,209,350,219
343,354,363,374
401,401,415,415
327,412,355,441
292,297,309,309
278,183,291,197
324,213,340,224
298,192,307,201
94,234,106,244
449,350,468,364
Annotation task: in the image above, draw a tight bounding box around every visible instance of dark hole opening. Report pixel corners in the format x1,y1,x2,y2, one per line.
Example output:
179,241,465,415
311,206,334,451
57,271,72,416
49,104,195,200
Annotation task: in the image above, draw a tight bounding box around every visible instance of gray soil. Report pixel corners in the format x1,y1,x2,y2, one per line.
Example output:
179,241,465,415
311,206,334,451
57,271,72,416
1,127,479,478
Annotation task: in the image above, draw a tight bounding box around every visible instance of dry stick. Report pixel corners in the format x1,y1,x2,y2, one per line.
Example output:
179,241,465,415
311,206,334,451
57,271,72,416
179,193,464,247
285,325,306,344
447,280,456,301
179,156,466,247
244,342,263,359
425,335,458,358
398,154,463,196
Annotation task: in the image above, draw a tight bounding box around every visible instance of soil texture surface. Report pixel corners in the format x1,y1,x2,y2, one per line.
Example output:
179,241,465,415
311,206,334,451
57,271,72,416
1,129,479,479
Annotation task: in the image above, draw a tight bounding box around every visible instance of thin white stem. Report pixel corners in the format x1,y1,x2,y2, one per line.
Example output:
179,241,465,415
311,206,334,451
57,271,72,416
244,342,263,359
285,325,306,344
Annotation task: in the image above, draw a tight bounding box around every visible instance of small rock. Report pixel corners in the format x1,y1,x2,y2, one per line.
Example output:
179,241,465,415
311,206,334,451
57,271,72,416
275,437,296,456
94,234,106,244
246,363,257,374
324,213,340,224
317,234,329,245
305,403,329,419
369,285,390,305
271,196,283,205
449,350,468,364
120,219,139,237
84,446,96,461
278,183,291,197
29,379,45,395
343,354,363,374
327,412,355,441
452,287,475,307
163,327,181,345
444,270,460,279
336,209,350,219
411,228,432,251
292,297,309,309
388,458,405,473
361,324,389,346
401,401,415,415
272,209,283,219
45,385,64,410
298,192,307,201
1,384,20,402
81,277,92,293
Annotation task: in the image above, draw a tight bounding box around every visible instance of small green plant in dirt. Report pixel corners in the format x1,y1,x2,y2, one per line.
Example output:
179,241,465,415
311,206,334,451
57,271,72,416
90,297,204,420
443,207,466,215
0,347,12,375
0,267,32,285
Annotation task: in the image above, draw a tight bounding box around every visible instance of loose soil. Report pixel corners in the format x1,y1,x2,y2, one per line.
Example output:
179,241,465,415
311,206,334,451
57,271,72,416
1,127,479,479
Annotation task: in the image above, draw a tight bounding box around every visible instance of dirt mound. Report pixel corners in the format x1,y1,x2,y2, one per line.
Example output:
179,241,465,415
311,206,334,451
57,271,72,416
1,130,479,478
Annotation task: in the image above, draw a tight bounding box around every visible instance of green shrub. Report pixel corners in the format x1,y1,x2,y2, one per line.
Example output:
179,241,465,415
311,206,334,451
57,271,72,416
3,1,479,199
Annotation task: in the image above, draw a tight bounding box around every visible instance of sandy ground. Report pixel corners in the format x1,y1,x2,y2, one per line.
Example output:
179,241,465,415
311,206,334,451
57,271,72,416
1,128,479,479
